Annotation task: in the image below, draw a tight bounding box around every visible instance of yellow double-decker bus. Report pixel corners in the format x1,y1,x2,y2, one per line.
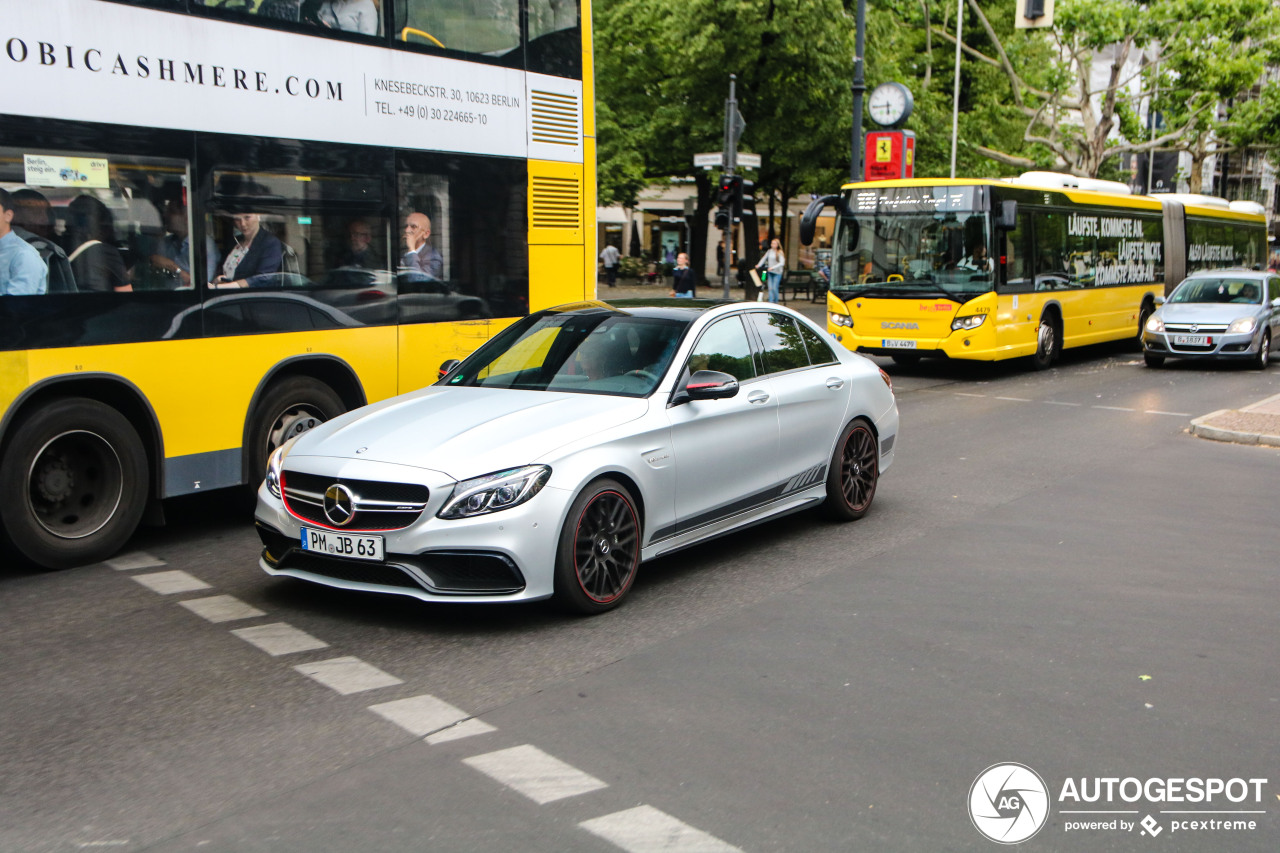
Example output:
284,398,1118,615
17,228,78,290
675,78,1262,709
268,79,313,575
802,173,1267,369
0,0,595,569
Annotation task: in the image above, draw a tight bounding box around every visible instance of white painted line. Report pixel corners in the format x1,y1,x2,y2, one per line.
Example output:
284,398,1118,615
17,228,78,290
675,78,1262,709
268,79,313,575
231,623,329,656
463,744,608,804
294,656,403,695
1044,400,1082,406
105,551,165,571
1144,410,1191,417
580,805,744,853
130,571,211,595
180,595,266,623
426,718,497,745
955,392,986,397
1094,405,1136,412
995,396,1031,402
368,693,475,737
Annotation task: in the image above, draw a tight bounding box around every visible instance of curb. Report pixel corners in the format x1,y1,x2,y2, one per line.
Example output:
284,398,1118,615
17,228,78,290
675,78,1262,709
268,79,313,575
1190,410,1280,447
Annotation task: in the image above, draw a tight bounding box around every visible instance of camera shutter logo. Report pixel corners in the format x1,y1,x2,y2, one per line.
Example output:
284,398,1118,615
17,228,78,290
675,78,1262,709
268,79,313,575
969,763,1050,844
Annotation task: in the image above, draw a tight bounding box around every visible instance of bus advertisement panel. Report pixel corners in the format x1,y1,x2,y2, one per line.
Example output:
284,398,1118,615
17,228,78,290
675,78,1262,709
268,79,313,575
0,0,594,570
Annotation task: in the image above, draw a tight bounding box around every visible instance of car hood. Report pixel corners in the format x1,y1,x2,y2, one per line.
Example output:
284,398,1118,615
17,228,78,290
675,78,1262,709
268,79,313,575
287,387,649,480
1159,303,1259,324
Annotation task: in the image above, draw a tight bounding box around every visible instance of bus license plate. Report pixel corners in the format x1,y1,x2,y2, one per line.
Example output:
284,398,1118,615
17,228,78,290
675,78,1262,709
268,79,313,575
1173,335,1209,346
882,339,917,349
300,527,384,561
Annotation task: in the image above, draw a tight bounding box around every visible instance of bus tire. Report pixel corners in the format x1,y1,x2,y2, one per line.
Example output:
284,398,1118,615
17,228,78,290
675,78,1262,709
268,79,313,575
0,398,148,570
1252,330,1270,370
1030,314,1059,371
247,376,345,486
1135,303,1153,350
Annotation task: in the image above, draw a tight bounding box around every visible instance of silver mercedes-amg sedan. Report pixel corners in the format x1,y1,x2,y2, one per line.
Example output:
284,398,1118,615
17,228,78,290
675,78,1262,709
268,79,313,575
254,300,899,614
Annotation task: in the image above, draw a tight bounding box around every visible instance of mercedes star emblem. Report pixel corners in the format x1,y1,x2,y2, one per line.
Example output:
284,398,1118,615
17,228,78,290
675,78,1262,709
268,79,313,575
323,483,356,526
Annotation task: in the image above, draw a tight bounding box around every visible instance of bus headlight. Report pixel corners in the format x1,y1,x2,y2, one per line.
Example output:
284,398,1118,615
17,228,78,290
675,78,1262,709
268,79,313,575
265,436,300,499
1228,316,1257,334
1145,315,1165,333
951,314,986,331
829,312,853,328
438,465,551,519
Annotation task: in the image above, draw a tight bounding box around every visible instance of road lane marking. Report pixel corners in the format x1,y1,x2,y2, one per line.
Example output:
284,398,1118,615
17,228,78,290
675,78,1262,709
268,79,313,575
105,552,166,571
130,571,211,595
1044,400,1082,406
231,623,329,656
368,693,483,737
294,656,403,694
427,718,497,744
1094,405,1136,412
180,595,265,623
580,805,744,853
955,392,986,397
1144,409,1191,417
463,744,608,804
995,396,1031,402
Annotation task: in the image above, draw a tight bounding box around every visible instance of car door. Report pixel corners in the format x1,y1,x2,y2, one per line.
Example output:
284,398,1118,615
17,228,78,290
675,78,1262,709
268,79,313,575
665,314,780,538
744,311,851,492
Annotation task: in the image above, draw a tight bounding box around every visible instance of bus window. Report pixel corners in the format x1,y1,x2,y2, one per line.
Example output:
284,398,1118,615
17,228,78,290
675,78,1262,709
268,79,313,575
396,0,521,62
194,0,382,39
397,152,528,321
528,0,582,78
999,211,1033,294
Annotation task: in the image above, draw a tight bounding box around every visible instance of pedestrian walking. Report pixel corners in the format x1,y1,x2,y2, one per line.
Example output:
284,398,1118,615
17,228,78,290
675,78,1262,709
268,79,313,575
600,243,620,287
756,237,785,303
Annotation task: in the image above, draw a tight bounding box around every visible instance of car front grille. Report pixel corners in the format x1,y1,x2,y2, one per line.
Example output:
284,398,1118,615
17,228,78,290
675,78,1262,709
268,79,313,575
282,471,430,531
1165,324,1229,333
284,552,424,589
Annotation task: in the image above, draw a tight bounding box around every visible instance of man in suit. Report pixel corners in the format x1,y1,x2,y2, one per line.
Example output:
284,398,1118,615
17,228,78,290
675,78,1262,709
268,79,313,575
401,212,443,279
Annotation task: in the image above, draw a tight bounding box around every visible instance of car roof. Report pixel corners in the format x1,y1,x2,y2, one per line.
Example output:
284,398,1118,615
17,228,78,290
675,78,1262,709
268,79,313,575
542,299,735,322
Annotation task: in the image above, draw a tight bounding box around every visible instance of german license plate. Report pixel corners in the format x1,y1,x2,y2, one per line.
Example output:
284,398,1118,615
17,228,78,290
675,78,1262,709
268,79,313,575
881,339,917,349
300,527,384,561
1173,335,1209,346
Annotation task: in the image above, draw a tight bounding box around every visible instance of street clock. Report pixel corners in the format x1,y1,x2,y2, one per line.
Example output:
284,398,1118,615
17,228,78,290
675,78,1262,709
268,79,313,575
868,81,913,128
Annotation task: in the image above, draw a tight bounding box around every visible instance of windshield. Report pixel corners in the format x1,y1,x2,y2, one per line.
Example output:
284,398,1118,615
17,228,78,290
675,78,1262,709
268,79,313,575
1169,277,1263,305
443,310,688,397
831,188,992,302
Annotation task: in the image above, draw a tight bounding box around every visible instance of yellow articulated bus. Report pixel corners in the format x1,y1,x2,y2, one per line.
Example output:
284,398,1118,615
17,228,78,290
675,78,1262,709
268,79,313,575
800,173,1268,369
0,0,596,569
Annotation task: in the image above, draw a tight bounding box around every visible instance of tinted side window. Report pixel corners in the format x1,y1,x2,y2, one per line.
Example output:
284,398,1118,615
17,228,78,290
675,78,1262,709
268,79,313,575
196,0,382,40
748,312,809,374
527,0,582,78
395,0,520,61
688,316,756,381
796,321,837,365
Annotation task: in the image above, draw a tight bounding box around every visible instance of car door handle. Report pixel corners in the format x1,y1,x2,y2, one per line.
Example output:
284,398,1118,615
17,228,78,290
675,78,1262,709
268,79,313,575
748,390,770,404
825,377,845,390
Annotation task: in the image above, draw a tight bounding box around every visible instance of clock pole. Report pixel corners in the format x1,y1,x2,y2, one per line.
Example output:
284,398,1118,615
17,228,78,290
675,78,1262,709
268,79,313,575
851,0,866,182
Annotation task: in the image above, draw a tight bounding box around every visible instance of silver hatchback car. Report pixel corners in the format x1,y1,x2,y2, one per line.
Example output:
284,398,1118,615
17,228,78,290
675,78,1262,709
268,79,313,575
1142,270,1280,368
254,300,898,614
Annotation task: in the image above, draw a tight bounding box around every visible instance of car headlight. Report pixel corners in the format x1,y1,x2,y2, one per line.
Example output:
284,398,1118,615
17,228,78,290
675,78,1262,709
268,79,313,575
438,465,551,519
829,312,853,328
1228,316,1257,334
951,314,986,331
265,436,299,499
1145,314,1164,333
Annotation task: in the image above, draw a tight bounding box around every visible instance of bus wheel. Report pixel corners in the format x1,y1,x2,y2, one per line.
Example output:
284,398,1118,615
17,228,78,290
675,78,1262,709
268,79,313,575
0,398,148,570
1252,331,1270,370
1135,304,1153,350
248,377,345,485
1030,316,1059,370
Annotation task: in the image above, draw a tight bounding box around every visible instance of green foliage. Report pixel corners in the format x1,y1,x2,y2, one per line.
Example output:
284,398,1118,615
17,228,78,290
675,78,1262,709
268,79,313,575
616,255,646,278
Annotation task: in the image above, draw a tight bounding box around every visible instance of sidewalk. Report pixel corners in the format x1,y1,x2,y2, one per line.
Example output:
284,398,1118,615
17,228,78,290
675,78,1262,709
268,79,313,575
1190,392,1280,447
594,278,828,323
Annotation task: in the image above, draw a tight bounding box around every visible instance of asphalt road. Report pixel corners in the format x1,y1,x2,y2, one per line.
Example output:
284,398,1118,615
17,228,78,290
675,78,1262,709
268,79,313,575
2,341,1278,852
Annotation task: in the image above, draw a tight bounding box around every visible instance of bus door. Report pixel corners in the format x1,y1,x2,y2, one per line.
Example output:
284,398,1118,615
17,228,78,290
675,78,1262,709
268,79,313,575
996,211,1037,357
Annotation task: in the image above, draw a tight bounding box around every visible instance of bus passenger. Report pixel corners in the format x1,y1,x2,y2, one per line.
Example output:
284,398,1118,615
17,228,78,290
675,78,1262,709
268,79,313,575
213,212,284,288
0,188,49,295
313,0,380,34
9,189,74,293
333,218,382,269
150,198,220,289
401,212,443,280
65,195,130,293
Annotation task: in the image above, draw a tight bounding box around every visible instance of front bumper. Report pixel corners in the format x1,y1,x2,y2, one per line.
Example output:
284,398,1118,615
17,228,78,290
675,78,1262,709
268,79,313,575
1142,329,1262,360
254,462,575,604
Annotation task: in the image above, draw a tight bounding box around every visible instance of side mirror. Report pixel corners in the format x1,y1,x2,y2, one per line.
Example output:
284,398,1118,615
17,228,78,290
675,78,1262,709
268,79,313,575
800,194,844,246
438,358,461,380
1154,296,1165,306
684,370,739,401
1271,297,1280,309
996,200,1018,230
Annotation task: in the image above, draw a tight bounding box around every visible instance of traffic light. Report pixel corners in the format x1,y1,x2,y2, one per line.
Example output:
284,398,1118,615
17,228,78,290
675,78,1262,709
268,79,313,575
736,178,754,221
715,207,731,230
717,174,742,208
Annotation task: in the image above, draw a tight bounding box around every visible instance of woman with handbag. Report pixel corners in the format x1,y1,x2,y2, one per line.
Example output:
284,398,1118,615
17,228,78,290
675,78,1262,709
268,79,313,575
755,238,785,303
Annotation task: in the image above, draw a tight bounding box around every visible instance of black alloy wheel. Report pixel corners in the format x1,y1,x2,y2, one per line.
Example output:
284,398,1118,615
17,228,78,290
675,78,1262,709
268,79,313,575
553,479,641,614
823,418,878,521
0,398,148,569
